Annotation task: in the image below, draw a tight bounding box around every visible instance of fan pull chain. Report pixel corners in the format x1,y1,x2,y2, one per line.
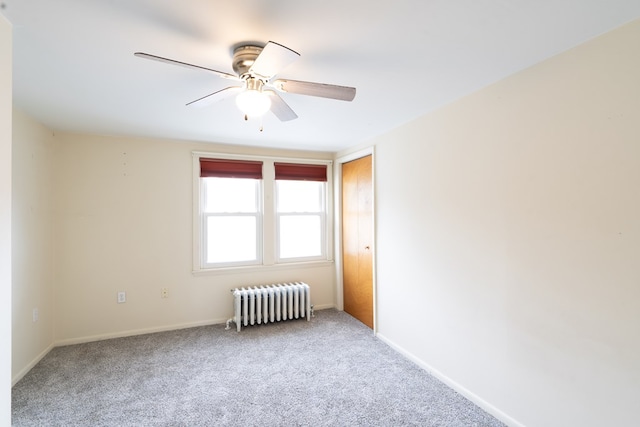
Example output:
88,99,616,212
242,113,264,132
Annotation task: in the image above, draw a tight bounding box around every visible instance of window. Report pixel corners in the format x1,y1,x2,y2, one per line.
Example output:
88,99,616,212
199,158,263,268
202,177,261,266
194,154,332,271
275,163,327,262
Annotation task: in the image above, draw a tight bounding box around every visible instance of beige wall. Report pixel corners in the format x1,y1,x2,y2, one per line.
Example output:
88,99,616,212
11,109,56,383
51,133,336,344
1,13,12,425
367,19,640,427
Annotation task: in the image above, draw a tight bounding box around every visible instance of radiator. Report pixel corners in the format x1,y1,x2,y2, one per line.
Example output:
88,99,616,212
225,282,312,332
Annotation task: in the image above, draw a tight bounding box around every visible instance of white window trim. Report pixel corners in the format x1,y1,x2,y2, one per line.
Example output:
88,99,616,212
192,151,333,274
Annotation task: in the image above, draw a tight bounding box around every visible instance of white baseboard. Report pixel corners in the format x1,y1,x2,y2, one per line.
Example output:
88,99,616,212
53,306,338,347
312,303,335,311
376,333,525,427
54,317,230,347
12,342,55,386
55,306,336,347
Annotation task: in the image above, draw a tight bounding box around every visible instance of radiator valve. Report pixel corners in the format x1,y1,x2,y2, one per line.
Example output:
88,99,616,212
225,318,235,330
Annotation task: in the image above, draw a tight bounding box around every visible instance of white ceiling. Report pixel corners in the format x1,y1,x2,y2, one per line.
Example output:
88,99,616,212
3,1,640,152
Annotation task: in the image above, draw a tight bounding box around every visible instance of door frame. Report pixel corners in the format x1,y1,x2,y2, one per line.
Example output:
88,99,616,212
334,147,377,333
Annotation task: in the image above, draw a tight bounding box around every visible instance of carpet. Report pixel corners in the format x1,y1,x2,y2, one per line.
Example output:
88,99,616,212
12,309,504,426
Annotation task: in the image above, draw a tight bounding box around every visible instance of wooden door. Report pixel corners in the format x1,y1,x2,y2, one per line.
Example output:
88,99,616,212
342,155,373,328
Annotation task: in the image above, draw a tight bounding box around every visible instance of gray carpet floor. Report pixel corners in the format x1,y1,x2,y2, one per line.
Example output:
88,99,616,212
12,309,504,426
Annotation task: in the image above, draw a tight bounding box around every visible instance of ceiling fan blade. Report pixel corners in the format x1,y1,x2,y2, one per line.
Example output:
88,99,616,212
186,86,242,108
249,41,300,80
134,52,240,81
272,79,356,101
265,90,298,121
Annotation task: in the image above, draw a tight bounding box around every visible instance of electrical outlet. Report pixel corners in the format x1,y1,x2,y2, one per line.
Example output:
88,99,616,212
161,288,169,298
117,291,126,304
32,308,39,322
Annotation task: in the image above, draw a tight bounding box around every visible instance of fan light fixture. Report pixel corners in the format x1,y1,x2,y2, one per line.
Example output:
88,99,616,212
135,40,357,124
236,78,271,117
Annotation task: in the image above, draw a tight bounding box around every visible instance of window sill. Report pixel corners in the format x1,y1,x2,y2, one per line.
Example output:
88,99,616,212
192,260,334,276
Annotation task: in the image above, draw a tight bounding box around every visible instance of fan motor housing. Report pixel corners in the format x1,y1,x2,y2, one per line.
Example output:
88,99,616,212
232,45,263,75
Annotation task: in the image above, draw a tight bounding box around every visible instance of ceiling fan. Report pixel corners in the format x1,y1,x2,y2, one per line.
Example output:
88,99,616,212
134,41,356,123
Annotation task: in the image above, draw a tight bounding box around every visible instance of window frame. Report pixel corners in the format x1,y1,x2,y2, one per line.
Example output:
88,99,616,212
192,152,333,274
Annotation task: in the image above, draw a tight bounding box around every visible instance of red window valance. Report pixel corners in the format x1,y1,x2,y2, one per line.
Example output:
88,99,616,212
274,163,327,182
200,158,263,179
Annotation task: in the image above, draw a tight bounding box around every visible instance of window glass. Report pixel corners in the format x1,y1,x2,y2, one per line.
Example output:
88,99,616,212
204,177,257,213
277,180,322,212
205,216,257,263
279,215,322,258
